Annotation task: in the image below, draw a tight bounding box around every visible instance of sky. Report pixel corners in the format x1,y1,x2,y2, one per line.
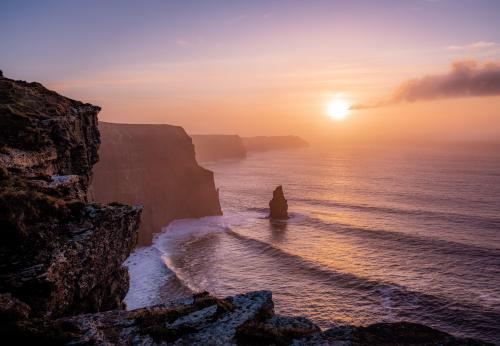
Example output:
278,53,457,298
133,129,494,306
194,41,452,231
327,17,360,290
1,0,500,144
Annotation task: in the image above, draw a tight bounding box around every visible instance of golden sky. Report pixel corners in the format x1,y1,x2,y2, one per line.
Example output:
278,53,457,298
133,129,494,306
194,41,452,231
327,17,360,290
2,1,500,144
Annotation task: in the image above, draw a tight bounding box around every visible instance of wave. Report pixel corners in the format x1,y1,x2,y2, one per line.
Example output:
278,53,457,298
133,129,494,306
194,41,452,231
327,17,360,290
124,219,224,309
225,229,500,341
293,197,500,231
247,204,500,266
299,214,500,264
124,246,173,309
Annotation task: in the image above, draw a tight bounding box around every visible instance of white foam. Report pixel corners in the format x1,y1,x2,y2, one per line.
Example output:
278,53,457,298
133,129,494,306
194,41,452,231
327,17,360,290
124,246,173,309
124,212,257,309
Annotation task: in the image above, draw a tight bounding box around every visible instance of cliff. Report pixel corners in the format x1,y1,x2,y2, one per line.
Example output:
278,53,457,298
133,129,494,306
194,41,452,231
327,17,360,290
191,134,309,162
0,73,141,318
242,136,309,152
92,123,222,245
191,134,247,162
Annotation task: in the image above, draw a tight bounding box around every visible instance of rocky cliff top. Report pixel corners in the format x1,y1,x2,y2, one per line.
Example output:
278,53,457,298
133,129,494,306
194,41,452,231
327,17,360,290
0,75,100,184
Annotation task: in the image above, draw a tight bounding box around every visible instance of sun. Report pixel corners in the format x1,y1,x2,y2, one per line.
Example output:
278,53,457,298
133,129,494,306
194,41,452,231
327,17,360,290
326,99,350,121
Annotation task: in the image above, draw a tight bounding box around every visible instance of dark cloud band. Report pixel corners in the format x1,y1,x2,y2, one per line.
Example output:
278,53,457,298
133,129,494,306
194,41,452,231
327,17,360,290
352,60,500,109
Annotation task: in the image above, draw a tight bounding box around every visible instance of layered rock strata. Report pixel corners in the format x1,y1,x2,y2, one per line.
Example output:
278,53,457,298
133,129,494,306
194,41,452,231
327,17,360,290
0,73,141,318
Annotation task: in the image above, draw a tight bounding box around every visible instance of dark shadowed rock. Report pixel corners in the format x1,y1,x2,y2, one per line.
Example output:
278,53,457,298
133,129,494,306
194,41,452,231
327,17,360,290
292,322,492,345
0,73,141,318
269,185,289,219
0,293,31,322
237,315,320,345
92,122,223,245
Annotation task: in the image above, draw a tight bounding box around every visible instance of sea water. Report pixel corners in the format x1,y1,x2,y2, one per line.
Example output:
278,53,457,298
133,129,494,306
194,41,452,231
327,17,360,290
125,145,500,344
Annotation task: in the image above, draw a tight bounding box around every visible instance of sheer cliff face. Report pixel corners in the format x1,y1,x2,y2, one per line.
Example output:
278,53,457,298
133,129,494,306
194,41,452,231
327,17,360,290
191,135,247,162
92,123,222,245
0,74,141,318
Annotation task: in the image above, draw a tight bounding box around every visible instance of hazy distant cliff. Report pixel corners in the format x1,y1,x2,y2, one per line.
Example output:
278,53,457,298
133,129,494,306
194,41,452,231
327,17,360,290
191,134,309,163
92,123,222,245
191,134,246,162
242,136,309,152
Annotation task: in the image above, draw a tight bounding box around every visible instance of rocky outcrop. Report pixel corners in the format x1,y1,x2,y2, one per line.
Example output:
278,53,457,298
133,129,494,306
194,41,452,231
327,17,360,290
269,185,289,219
191,134,247,162
242,136,308,152
0,73,141,318
3,290,490,345
92,123,222,245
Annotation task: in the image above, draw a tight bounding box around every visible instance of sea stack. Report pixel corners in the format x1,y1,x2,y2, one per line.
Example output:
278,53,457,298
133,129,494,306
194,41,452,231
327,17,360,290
269,185,289,219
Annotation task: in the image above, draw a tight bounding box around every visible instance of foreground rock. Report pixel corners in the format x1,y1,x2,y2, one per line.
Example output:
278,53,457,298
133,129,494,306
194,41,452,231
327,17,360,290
92,123,222,245
0,73,141,317
269,185,289,219
191,134,247,162
3,290,490,345
293,321,490,346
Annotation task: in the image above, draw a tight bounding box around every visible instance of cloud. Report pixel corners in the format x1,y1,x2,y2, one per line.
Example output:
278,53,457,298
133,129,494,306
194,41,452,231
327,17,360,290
445,41,499,51
393,60,500,102
352,60,500,109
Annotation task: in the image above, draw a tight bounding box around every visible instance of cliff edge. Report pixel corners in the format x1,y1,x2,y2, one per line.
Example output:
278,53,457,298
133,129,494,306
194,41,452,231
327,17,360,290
92,123,222,245
0,73,141,318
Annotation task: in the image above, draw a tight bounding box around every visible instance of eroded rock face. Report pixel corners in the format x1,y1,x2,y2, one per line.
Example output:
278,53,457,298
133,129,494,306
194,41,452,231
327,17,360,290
269,185,289,220
0,73,141,318
92,122,222,245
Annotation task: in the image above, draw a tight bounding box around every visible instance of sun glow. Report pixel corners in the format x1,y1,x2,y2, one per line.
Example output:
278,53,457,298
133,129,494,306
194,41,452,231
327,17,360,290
326,99,350,121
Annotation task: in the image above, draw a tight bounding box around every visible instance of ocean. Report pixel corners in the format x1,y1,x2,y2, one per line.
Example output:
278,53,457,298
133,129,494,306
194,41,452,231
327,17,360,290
125,145,500,344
